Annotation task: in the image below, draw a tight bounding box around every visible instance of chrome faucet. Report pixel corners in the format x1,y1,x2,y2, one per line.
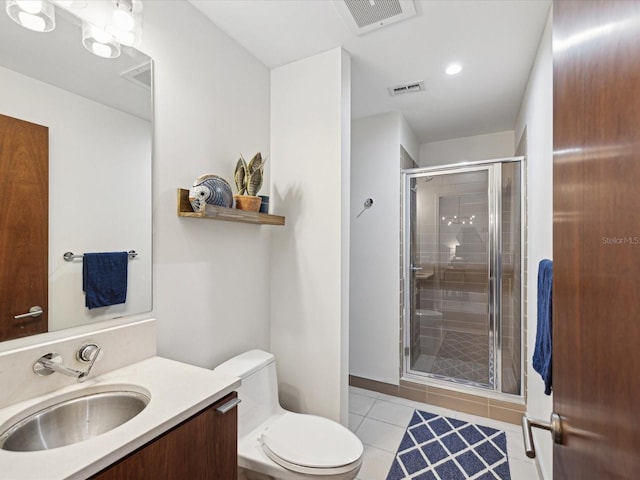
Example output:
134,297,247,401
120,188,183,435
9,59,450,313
33,344,102,383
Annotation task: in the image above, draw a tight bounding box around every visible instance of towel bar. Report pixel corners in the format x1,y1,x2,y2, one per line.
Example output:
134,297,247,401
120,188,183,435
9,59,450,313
63,250,138,262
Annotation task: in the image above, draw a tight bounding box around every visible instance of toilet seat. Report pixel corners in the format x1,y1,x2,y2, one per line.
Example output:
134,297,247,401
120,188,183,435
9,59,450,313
260,414,363,475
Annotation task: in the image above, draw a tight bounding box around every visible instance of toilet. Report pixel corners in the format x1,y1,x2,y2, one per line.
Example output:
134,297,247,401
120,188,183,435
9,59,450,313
213,350,363,480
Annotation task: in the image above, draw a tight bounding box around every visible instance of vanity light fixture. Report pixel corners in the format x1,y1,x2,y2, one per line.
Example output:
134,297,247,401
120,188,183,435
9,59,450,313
109,0,141,47
5,0,56,32
445,62,463,75
7,0,143,58
82,20,120,58
76,0,142,58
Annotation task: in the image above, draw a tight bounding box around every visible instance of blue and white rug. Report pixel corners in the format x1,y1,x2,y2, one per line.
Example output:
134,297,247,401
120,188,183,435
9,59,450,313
386,410,511,480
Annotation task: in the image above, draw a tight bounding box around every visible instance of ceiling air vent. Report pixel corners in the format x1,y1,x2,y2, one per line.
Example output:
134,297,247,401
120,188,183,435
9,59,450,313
332,0,416,35
388,80,425,96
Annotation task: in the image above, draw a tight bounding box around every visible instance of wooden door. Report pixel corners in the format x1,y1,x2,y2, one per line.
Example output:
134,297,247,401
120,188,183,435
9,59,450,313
0,114,48,341
553,1,640,478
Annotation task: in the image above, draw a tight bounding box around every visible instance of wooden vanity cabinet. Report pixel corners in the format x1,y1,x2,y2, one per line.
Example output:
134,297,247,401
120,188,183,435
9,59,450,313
90,392,238,480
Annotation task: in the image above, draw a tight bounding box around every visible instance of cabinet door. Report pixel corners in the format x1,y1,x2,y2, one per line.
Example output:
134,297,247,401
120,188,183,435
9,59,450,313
91,392,238,480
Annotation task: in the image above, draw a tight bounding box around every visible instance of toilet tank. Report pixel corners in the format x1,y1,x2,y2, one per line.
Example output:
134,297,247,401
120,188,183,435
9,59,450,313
213,350,282,437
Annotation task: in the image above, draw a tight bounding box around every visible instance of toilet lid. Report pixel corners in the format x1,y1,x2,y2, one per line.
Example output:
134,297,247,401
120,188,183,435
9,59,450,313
261,414,363,470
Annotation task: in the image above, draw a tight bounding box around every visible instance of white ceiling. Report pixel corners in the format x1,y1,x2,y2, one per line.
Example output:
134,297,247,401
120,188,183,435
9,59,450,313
188,0,551,143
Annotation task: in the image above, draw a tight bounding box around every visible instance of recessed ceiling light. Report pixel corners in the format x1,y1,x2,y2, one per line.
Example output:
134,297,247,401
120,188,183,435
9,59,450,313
445,63,463,75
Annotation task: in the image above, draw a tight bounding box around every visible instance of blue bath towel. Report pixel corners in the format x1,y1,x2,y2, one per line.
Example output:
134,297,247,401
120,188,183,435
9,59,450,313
533,259,553,395
82,252,128,309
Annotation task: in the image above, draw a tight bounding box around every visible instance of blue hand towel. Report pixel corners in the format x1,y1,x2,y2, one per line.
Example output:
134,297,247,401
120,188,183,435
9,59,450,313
82,252,128,309
533,259,553,395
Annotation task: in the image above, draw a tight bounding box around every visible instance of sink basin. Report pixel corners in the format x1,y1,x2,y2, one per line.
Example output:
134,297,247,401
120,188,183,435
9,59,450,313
0,390,150,452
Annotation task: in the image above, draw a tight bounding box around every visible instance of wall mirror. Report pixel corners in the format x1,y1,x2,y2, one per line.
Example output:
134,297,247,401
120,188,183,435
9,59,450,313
0,6,152,343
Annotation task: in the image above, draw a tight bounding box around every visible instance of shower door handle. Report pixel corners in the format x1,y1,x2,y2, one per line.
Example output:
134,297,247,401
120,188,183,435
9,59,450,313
410,265,423,272
522,413,563,458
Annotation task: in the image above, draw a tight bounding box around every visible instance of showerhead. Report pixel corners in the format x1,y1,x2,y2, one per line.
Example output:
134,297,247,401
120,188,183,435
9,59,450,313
411,177,433,192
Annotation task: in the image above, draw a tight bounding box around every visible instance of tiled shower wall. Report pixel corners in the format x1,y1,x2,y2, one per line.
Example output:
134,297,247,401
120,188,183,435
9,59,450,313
414,173,489,347
501,162,522,395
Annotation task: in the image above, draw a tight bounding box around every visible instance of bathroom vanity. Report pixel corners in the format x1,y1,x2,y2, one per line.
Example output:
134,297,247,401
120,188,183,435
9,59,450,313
0,320,241,480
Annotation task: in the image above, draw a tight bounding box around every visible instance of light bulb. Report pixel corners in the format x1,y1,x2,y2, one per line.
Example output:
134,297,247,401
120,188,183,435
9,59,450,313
113,7,134,31
17,10,45,30
91,43,112,58
82,21,121,59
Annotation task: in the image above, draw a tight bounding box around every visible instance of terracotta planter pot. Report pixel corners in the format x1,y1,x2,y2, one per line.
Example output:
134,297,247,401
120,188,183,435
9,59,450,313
234,195,261,212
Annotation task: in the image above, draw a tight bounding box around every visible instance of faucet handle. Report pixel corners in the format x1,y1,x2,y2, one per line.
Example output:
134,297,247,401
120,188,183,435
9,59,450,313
77,345,101,382
77,343,101,363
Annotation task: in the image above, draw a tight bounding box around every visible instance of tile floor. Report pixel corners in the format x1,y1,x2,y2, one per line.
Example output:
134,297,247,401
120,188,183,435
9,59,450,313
349,386,539,480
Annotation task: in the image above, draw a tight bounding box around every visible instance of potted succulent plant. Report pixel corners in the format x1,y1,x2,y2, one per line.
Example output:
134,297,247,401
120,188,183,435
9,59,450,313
233,152,266,211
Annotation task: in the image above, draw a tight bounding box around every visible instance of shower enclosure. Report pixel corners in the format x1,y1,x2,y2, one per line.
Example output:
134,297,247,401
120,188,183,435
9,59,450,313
402,159,523,396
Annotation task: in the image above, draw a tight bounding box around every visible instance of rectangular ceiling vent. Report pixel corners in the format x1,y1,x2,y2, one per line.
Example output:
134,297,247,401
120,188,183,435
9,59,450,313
121,61,152,90
388,80,425,96
332,0,416,35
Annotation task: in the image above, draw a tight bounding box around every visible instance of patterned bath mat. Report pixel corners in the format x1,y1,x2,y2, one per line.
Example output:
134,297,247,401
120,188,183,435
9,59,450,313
386,410,511,480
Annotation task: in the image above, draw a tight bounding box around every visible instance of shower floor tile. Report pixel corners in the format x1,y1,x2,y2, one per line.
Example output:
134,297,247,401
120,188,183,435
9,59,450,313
411,354,436,371
412,331,490,385
437,331,489,364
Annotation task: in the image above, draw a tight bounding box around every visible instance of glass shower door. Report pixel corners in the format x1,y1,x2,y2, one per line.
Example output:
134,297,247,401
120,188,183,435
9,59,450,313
405,167,493,388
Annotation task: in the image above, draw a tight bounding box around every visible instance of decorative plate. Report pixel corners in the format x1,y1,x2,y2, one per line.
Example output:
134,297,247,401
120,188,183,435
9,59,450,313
189,174,233,211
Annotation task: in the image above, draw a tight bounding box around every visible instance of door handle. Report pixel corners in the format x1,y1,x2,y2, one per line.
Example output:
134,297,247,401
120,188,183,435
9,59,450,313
410,265,423,272
216,397,241,414
14,306,44,319
522,412,563,458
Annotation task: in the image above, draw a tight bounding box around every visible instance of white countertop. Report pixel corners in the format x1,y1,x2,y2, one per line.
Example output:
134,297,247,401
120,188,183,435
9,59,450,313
0,356,240,480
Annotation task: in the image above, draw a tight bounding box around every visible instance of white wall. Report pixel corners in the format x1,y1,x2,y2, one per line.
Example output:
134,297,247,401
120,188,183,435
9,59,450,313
514,11,553,480
270,48,350,423
141,1,272,368
419,130,515,167
339,50,352,426
0,66,152,331
400,114,420,163
350,112,417,385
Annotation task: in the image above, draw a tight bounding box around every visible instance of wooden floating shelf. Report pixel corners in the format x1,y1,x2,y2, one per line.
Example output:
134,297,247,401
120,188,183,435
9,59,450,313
177,188,285,226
